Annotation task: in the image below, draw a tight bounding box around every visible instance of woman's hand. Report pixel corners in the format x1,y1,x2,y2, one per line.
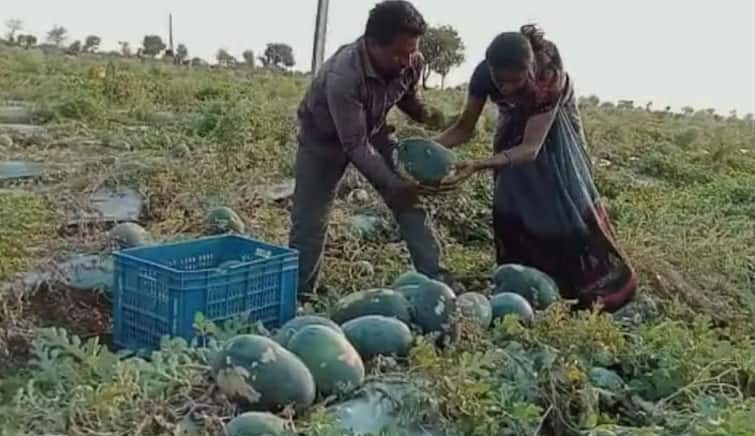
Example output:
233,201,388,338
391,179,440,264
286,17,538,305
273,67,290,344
449,160,481,183
432,160,484,190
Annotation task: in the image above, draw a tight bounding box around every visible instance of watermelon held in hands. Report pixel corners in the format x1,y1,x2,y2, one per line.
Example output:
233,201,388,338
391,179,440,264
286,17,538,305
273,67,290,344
331,288,412,325
396,137,456,185
490,292,534,325
287,325,366,397
208,206,245,234
341,315,414,360
456,292,493,329
492,264,560,310
273,315,344,348
225,412,291,436
211,334,316,413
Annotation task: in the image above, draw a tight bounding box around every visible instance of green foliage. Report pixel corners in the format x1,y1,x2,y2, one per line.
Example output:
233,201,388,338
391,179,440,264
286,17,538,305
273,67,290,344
141,34,166,57
176,43,189,63
83,35,101,53
0,193,53,281
46,25,67,46
420,25,466,88
216,48,237,67
260,43,295,69
1,44,755,435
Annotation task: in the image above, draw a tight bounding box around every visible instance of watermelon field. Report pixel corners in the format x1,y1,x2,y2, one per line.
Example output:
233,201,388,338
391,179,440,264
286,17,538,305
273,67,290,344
1,45,754,435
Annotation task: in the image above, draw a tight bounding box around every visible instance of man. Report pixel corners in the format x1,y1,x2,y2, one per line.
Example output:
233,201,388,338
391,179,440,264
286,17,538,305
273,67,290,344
290,0,450,300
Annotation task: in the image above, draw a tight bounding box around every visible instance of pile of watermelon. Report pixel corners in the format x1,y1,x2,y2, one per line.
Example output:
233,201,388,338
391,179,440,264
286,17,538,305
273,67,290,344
213,263,561,435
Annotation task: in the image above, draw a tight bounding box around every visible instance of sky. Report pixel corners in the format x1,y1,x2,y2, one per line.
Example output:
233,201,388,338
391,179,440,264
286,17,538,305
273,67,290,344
3,0,754,114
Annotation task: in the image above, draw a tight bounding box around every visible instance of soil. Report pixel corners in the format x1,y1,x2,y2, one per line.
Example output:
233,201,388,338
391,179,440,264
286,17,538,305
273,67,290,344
0,284,111,373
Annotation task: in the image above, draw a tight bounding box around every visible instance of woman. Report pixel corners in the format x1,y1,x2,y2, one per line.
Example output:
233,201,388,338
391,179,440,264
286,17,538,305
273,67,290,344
435,25,636,311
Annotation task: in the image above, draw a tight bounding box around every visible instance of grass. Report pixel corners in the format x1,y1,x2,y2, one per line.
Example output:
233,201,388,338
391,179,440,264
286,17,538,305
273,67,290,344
0,193,53,282
0,44,754,435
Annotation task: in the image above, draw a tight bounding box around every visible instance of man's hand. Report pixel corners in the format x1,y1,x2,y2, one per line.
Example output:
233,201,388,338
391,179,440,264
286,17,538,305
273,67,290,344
383,180,420,212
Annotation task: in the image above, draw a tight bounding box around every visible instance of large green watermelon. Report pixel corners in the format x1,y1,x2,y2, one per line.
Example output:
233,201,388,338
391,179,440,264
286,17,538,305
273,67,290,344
212,334,315,413
273,315,344,348
456,292,493,329
341,315,413,360
208,206,245,234
392,270,430,289
492,264,560,310
396,138,456,185
287,325,365,397
412,279,457,334
331,288,412,325
225,412,291,436
490,292,534,324
589,367,626,392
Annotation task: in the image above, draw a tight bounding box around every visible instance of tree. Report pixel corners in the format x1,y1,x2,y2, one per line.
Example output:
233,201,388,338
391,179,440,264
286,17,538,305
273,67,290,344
176,44,189,64
16,34,37,49
46,25,68,46
216,49,237,67
118,41,131,57
260,43,295,69
141,35,166,57
191,57,206,67
419,25,465,89
744,113,754,122
66,40,82,55
5,18,23,43
83,35,101,53
579,95,600,107
617,100,635,110
681,106,695,116
242,50,255,67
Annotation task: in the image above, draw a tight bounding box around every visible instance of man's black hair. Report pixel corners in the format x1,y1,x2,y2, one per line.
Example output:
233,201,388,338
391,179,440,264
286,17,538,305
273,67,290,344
364,0,427,45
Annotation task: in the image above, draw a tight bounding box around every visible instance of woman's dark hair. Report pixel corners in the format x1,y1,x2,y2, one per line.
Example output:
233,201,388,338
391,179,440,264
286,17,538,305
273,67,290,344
364,0,428,45
485,24,549,71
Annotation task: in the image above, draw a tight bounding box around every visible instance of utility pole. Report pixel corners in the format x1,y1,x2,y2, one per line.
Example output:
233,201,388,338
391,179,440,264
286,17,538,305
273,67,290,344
168,13,174,53
311,0,329,75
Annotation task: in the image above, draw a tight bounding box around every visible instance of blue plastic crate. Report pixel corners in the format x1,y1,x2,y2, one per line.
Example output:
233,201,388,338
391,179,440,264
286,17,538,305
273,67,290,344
112,234,298,352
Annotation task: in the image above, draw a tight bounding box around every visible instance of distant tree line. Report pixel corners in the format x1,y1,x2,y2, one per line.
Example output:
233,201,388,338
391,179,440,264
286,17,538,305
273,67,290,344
2,16,754,120
577,95,753,121
3,18,471,86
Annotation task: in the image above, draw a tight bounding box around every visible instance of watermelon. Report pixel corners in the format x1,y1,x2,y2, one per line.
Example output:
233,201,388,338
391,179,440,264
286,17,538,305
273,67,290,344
273,315,344,348
109,222,151,249
212,334,316,413
225,412,290,436
331,288,412,325
589,367,625,392
396,285,420,304
392,270,430,289
412,279,457,334
456,292,493,329
490,292,534,324
341,315,413,360
172,143,191,159
208,206,245,234
492,264,560,310
396,138,456,185
287,325,365,397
